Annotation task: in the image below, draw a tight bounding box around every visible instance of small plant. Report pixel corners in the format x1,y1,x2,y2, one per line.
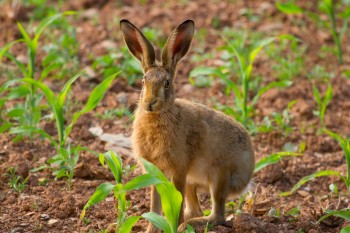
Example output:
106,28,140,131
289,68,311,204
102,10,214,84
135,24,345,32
91,46,142,85
276,0,350,64
10,72,118,188
81,152,182,233
312,83,333,130
254,151,302,173
280,129,350,196
190,31,294,130
259,100,296,136
317,208,350,232
6,167,28,192
0,12,76,136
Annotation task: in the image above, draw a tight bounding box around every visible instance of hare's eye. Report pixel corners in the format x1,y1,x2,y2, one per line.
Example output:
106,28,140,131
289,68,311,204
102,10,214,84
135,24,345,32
164,80,170,89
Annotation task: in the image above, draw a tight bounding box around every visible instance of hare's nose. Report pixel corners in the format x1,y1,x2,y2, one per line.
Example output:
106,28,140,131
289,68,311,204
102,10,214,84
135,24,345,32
149,99,157,106
146,98,157,106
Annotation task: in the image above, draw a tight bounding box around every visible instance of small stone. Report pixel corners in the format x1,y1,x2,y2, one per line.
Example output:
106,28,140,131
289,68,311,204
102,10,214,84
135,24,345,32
16,55,27,64
47,219,58,226
89,126,103,137
81,8,98,20
84,66,96,78
37,157,47,164
297,190,309,197
101,40,115,50
116,92,128,105
40,214,50,220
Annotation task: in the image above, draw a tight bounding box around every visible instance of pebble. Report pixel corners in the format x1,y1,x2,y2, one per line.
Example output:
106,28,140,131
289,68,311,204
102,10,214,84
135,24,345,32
47,219,58,225
116,92,128,105
40,214,50,221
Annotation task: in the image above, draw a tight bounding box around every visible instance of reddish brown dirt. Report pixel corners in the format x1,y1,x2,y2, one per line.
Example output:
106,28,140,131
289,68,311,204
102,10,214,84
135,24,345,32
1,0,350,232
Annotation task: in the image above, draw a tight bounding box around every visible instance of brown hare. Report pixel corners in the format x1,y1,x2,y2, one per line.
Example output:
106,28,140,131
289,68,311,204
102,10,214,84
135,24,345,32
120,19,255,232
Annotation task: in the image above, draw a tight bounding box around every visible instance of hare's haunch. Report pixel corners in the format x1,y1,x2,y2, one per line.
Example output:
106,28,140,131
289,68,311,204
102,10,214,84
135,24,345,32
120,19,255,233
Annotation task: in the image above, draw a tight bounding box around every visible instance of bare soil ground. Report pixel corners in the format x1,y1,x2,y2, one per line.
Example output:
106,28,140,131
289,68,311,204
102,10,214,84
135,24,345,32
1,0,350,232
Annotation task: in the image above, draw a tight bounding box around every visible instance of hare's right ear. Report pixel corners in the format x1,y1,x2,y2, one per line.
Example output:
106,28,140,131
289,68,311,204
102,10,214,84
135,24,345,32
120,19,155,72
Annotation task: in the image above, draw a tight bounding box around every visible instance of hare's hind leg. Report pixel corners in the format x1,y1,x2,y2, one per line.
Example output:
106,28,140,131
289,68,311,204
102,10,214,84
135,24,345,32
178,175,228,232
184,183,203,221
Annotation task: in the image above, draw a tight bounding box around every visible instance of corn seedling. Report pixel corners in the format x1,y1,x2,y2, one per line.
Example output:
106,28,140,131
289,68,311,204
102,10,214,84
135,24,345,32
276,0,350,64
92,46,142,85
81,152,182,233
280,129,350,196
254,151,301,173
10,72,118,188
6,167,28,193
190,32,294,130
0,12,75,136
317,208,350,232
141,159,182,233
258,100,296,136
312,83,333,130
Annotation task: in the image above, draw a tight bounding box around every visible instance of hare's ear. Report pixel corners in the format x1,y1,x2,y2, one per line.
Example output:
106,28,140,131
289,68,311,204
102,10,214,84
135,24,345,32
120,19,155,72
161,20,194,71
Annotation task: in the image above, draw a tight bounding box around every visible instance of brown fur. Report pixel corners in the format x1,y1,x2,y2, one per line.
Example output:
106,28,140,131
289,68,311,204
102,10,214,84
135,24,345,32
120,19,255,233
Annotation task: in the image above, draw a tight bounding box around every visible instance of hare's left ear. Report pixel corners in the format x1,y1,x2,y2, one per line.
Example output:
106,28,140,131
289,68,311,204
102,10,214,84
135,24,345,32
120,19,156,73
161,20,194,72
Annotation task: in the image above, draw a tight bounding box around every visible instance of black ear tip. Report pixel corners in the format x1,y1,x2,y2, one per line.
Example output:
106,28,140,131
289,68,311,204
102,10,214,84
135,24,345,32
182,19,194,26
120,19,132,28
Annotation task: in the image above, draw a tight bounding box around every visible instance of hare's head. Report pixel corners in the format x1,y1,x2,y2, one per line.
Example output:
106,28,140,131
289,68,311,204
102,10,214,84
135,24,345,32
120,19,194,113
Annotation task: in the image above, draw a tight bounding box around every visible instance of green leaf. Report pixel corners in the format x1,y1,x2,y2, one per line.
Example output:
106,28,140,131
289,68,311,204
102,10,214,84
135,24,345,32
119,216,142,233
7,108,25,117
30,165,52,172
33,11,77,49
57,71,83,108
103,151,123,183
324,84,333,106
280,170,342,196
156,183,182,233
142,212,172,233
142,159,182,232
9,126,58,149
312,84,322,105
0,39,24,61
81,182,115,219
22,78,64,145
318,208,350,223
254,152,301,173
17,22,32,48
122,174,162,192
341,226,350,233
189,67,222,78
81,72,119,113
252,80,292,105
0,123,13,133
276,2,304,14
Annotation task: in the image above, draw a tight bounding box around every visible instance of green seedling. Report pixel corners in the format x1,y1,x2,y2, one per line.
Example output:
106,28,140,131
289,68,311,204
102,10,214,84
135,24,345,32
280,130,349,196
190,31,294,130
0,12,76,136
10,72,118,188
317,208,350,232
92,46,142,85
259,100,296,136
312,83,333,130
276,0,350,64
254,151,302,173
6,167,28,192
308,65,335,82
81,152,182,233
